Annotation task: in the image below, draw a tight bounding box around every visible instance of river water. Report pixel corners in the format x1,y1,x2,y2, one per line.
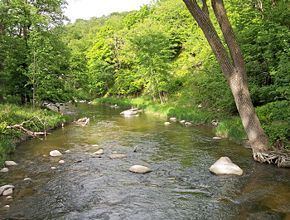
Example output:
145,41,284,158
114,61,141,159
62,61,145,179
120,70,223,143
0,104,289,219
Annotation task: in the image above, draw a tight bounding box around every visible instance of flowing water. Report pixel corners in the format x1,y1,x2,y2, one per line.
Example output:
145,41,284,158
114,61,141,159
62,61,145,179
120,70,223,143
0,104,289,220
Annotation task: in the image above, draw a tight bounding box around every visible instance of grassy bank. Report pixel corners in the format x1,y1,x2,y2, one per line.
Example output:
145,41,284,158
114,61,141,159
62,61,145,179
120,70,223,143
93,97,289,149
0,104,69,164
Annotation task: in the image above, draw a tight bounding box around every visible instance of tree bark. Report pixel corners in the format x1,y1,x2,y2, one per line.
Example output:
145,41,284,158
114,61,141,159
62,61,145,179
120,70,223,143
183,0,269,156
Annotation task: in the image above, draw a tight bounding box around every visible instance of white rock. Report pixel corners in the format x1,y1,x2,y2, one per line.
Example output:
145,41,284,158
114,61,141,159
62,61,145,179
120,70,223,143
169,117,177,122
4,205,10,208
92,144,99,147
0,185,15,196
2,188,13,196
213,136,222,140
185,122,192,126
120,109,140,117
49,150,62,157
209,157,243,176
23,178,32,181
109,154,127,159
51,166,57,170
58,160,65,164
179,120,186,124
93,149,104,155
65,150,71,153
164,122,171,126
0,167,9,173
129,165,151,174
4,161,17,166
6,196,13,200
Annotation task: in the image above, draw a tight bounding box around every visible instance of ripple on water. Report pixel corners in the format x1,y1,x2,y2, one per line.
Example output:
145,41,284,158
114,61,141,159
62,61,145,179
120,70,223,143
1,104,290,219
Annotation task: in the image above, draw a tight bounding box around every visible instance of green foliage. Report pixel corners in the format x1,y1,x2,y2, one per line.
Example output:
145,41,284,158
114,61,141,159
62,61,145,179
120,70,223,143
215,118,246,141
0,104,67,164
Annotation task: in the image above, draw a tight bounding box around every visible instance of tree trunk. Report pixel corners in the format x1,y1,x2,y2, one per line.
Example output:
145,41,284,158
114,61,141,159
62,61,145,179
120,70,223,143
182,0,269,156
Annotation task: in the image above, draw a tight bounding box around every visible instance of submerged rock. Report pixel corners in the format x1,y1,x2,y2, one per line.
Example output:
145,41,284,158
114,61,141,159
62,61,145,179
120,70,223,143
58,160,65,164
109,153,127,159
129,165,151,174
93,149,104,155
50,150,62,157
0,167,9,173
164,122,171,126
209,157,243,176
4,161,17,166
75,117,90,126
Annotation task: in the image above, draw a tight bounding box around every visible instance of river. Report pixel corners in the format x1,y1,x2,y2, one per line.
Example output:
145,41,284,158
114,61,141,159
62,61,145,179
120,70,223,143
0,104,289,219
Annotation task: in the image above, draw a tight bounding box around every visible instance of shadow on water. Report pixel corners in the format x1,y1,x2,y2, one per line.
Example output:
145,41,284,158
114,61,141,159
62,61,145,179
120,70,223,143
0,104,289,219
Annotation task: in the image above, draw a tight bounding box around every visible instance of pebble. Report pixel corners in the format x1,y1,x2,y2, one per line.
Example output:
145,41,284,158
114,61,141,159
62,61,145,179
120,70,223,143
93,149,104,155
65,150,71,153
0,168,9,173
4,161,17,166
109,154,127,159
164,122,171,126
49,150,62,157
92,144,99,147
23,178,32,181
6,196,13,200
58,160,65,164
4,205,10,208
51,167,57,170
129,165,151,174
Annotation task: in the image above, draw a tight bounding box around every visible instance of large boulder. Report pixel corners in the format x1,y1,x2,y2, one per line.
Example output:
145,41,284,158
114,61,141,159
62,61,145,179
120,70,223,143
209,157,243,176
129,165,151,174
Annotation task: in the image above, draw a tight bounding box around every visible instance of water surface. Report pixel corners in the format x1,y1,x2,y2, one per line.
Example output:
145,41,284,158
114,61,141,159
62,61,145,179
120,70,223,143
0,104,289,219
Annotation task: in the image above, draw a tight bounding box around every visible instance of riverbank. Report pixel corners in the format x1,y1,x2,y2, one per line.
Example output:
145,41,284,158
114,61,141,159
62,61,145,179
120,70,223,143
0,104,69,165
93,97,289,149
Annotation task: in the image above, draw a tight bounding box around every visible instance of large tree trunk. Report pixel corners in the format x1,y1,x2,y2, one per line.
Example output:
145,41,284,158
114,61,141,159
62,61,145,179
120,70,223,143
183,0,269,157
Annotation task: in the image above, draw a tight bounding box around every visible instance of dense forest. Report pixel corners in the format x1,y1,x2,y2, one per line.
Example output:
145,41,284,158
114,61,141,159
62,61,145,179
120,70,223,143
0,0,289,161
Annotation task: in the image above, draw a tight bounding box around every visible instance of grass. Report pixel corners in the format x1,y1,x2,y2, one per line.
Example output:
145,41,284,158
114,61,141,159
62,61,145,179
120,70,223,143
0,104,69,165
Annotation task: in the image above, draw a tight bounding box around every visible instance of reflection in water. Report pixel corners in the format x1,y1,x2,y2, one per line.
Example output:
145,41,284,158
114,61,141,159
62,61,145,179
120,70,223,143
0,104,289,219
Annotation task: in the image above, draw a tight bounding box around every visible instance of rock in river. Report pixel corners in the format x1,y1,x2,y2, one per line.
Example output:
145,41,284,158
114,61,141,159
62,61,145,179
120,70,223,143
4,161,17,166
49,150,62,157
109,153,127,159
0,167,9,173
2,188,13,196
58,160,65,164
129,165,151,174
93,149,104,155
209,157,243,176
0,185,14,196
164,122,171,126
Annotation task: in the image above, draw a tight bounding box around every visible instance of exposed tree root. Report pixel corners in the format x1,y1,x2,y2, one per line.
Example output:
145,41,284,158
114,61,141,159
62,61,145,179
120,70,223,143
253,151,290,168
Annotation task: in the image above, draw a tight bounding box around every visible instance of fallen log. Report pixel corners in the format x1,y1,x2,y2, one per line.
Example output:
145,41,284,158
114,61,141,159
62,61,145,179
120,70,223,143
7,124,47,138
